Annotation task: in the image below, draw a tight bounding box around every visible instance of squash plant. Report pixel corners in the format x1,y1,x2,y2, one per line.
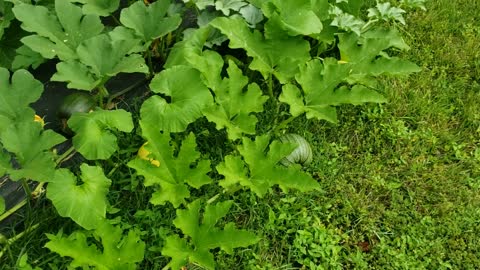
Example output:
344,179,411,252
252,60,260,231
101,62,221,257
0,0,424,268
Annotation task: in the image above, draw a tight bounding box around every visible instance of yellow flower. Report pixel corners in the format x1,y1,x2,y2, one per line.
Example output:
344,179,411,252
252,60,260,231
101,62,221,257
138,142,160,167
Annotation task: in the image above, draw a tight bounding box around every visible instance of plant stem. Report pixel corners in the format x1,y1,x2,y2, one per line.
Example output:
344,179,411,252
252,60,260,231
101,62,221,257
0,200,27,223
272,115,298,135
55,145,76,165
107,78,147,105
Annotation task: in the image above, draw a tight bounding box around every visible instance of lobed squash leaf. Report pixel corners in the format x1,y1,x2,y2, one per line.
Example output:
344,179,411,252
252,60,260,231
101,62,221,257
210,16,310,83
128,125,212,207
162,199,259,269
12,0,104,60
216,135,320,197
120,0,181,44
141,66,213,132
52,34,148,90
68,109,134,160
45,221,145,269
68,0,120,17
203,60,268,140
46,165,111,230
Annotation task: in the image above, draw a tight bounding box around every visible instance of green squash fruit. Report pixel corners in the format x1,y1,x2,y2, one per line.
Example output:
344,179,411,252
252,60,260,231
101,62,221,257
279,133,313,166
58,93,95,119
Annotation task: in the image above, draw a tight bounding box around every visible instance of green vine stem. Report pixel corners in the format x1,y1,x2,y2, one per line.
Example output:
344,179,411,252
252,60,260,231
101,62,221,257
0,223,40,260
107,78,147,106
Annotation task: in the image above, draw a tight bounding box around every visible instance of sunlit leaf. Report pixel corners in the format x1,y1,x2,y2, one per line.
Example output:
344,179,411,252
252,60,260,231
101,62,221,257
163,199,259,269
46,165,111,229
120,1,181,44
128,128,212,207
51,34,148,90
203,60,268,140
141,66,213,132
217,135,320,196
68,0,120,16
46,221,145,268
68,109,134,160
211,16,310,83
13,0,104,60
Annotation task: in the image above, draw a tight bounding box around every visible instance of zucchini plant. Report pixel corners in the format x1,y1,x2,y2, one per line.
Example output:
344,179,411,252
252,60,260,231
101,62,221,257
0,0,425,268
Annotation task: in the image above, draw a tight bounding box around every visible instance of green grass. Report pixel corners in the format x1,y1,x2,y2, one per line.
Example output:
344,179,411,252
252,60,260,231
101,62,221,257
1,0,479,269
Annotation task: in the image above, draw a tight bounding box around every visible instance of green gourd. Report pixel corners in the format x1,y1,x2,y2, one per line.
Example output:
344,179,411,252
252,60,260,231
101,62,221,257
279,134,313,166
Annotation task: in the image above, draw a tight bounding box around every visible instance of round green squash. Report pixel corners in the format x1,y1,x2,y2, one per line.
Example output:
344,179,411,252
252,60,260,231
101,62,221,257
278,133,313,166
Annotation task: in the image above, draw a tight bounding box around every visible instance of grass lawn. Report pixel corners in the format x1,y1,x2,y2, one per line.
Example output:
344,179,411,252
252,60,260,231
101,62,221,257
1,0,479,269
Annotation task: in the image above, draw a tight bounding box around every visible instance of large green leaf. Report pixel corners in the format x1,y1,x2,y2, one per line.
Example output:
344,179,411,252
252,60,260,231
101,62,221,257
141,66,213,132
162,199,259,270
203,60,268,140
46,221,145,269
216,135,320,197
210,16,310,83
0,68,43,129
262,0,322,36
51,34,148,90
338,30,420,76
68,0,119,16
128,127,212,207
12,0,104,60
165,27,224,90
279,58,387,123
120,1,181,43
68,109,134,160
46,165,111,230
1,121,65,182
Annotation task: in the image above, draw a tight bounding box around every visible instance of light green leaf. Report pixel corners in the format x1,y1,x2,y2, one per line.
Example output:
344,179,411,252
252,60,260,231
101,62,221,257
280,59,387,123
68,109,133,160
128,127,212,207
238,4,263,27
263,0,322,36
0,68,43,129
120,1,181,43
329,6,365,36
46,165,111,229
163,199,259,270
13,0,104,60
211,16,310,83
51,34,148,90
12,45,45,70
338,30,420,76
183,0,214,10
17,253,42,270
203,60,268,140
217,135,320,197
165,27,224,90
141,66,213,132
76,34,148,76
401,0,426,11
1,121,65,182
52,60,100,90
45,221,145,269
68,0,119,16
215,0,247,16
368,2,406,25
0,151,11,177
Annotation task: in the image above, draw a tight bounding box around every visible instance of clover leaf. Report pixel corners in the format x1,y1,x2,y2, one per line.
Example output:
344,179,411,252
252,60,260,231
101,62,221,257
46,165,111,230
